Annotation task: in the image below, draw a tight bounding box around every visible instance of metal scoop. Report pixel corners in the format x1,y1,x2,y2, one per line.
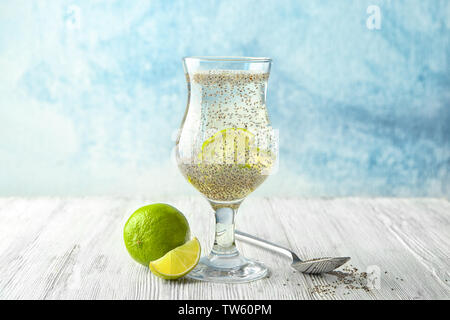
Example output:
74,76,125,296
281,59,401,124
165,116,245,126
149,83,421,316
235,230,350,274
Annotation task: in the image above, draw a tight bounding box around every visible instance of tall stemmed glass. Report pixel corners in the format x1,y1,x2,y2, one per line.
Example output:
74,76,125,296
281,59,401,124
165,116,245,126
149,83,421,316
176,56,276,283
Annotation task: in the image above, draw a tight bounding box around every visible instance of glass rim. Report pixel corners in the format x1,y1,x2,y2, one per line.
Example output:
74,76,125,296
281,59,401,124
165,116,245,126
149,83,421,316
183,56,272,63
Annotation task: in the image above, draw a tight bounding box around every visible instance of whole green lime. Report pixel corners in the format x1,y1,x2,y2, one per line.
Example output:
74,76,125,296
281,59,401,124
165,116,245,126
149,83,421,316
123,203,190,266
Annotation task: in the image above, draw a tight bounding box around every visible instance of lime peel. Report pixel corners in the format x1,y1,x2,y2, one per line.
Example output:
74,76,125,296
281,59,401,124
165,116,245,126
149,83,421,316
123,204,191,266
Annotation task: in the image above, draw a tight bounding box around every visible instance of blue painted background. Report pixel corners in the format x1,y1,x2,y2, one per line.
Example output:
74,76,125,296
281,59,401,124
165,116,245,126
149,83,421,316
0,0,449,197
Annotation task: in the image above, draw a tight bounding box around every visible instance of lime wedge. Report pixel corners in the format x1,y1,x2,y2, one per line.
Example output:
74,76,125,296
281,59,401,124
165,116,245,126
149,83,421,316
199,128,255,164
149,237,201,280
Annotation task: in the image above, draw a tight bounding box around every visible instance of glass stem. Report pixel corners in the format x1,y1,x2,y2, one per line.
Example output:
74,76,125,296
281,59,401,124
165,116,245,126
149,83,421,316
210,202,241,257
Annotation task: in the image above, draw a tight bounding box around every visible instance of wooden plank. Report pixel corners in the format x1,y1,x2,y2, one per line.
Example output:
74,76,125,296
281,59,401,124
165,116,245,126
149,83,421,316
268,198,449,300
0,197,448,300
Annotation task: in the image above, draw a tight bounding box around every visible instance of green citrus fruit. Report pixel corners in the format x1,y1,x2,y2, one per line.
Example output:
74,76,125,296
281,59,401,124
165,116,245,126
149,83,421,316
123,203,190,266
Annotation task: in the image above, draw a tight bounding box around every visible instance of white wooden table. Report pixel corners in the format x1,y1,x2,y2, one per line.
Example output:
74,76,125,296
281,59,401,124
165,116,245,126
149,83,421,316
0,197,448,300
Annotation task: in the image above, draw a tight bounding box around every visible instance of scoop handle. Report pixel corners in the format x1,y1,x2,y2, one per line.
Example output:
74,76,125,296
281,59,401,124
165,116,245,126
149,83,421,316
235,230,302,262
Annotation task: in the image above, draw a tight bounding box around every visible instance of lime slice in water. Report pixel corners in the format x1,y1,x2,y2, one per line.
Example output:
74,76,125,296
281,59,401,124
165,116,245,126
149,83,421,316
199,128,255,164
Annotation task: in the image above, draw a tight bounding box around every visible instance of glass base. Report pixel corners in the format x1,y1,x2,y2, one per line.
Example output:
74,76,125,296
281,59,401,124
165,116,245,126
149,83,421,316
186,254,269,283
